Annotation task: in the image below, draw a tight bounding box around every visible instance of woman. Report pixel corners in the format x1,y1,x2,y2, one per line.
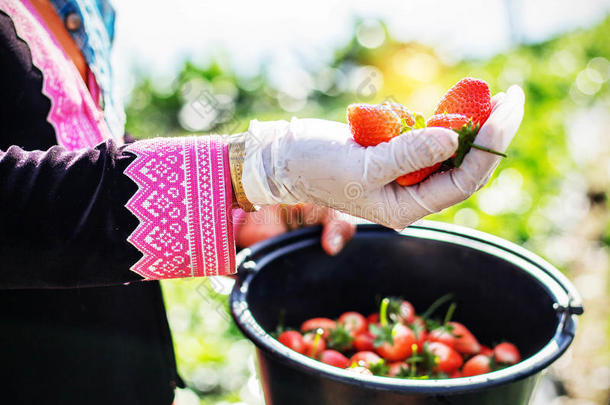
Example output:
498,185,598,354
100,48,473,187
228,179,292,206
0,0,524,404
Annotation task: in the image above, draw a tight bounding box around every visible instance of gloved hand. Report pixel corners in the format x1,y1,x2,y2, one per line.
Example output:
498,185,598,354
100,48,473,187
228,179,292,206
241,85,524,229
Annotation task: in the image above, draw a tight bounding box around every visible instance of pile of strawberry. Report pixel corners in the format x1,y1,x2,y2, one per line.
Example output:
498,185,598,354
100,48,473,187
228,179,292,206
347,77,506,185
275,295,521,379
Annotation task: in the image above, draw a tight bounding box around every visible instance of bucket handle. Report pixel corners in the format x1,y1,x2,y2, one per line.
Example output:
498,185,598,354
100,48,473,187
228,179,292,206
553,299,584,316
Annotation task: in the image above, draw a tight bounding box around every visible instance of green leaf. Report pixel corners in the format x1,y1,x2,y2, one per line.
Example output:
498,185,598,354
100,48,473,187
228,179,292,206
409,321,426,341
400,113,426,133
369,323,394,347
419,342,440,374
369,359,390,376
413,113,426,129
272,309,287,338
396,365,411,378
387,296,406,323
453,120,480,167
327,324,354,352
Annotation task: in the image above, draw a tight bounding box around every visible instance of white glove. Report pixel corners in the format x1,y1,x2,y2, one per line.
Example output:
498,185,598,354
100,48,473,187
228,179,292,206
241,85,524,229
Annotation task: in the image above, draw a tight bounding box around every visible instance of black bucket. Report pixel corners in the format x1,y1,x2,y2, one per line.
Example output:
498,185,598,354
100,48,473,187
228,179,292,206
230,221,583,405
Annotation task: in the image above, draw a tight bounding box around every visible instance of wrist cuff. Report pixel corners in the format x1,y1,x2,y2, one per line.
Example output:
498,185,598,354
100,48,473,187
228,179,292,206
123,136,236,279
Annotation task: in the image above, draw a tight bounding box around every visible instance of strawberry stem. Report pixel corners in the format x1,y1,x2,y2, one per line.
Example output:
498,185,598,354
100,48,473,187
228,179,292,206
420,293,454,320
452,120,507,167
471,143,507,157
312,328,324,356
443,303,457,325
380,298,390,327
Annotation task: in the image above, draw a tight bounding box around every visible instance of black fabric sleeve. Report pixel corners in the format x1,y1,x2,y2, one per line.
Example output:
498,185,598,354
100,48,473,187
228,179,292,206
0,140,145,288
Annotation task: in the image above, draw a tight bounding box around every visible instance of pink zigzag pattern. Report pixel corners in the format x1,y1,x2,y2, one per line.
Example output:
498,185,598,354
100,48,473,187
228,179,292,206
124,136,235,279
2,0,112,151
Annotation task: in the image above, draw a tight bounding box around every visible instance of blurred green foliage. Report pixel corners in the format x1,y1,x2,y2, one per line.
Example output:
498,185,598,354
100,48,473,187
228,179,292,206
126,17,610,404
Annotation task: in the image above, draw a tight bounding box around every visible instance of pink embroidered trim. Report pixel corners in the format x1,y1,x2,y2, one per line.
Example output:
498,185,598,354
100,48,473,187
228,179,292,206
124,136,236,279
0,0,112,151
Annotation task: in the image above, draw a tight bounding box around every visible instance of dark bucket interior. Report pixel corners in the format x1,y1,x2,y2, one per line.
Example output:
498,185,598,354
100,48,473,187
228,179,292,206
246,229,557,359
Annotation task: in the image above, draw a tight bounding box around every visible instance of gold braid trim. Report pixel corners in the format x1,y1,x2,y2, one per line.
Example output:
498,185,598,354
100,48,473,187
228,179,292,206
227,133,256,212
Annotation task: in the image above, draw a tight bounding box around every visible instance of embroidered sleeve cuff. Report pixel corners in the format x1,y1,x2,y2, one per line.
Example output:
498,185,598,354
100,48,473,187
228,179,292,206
123,136,236,279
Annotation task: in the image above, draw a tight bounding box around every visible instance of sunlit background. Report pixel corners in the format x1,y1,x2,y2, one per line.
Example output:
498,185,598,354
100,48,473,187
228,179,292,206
112,1,610,404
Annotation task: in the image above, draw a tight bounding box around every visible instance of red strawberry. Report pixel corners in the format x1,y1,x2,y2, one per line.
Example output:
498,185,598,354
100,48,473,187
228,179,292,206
410,316,428,353
301,317,336,339
394,112,447,186
428,322,481,356
428,112,505,168
353,331,376,352
480,345,493,357
493,342,521,365
319,350,350,368
366,313,380,325
348,103,442,186
395,114,470,186
427,341,463,374
302,331,327,358
387,361,409,377
382,101,415,126
349,351,383,368
347,104,403,147
397,113,471,186
462,354,492,377
395,162,442,186
434,77,492,126
426,113,469,130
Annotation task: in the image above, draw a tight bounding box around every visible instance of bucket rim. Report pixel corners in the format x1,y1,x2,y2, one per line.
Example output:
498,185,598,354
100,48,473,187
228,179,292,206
230,221,582,394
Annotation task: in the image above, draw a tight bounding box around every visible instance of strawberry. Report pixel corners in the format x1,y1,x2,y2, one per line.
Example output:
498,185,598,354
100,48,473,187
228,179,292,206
432,78,508,168
428,321,481,356
394,114,466,186
349,351,383,368
493,342,521,365
347,103,443,186
462,354,492,377
426,341,463,374
395,163,441,186
426,113,469,130
434,77,492,126
427,112,506,168
382,101,415,126
390,112,441,186
319,350,350,368
346,104,403,147
480,345,493,357
387,361,410,377
302,331,327,358
348,78,505,187
425,113,476,169
301,317,336,339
